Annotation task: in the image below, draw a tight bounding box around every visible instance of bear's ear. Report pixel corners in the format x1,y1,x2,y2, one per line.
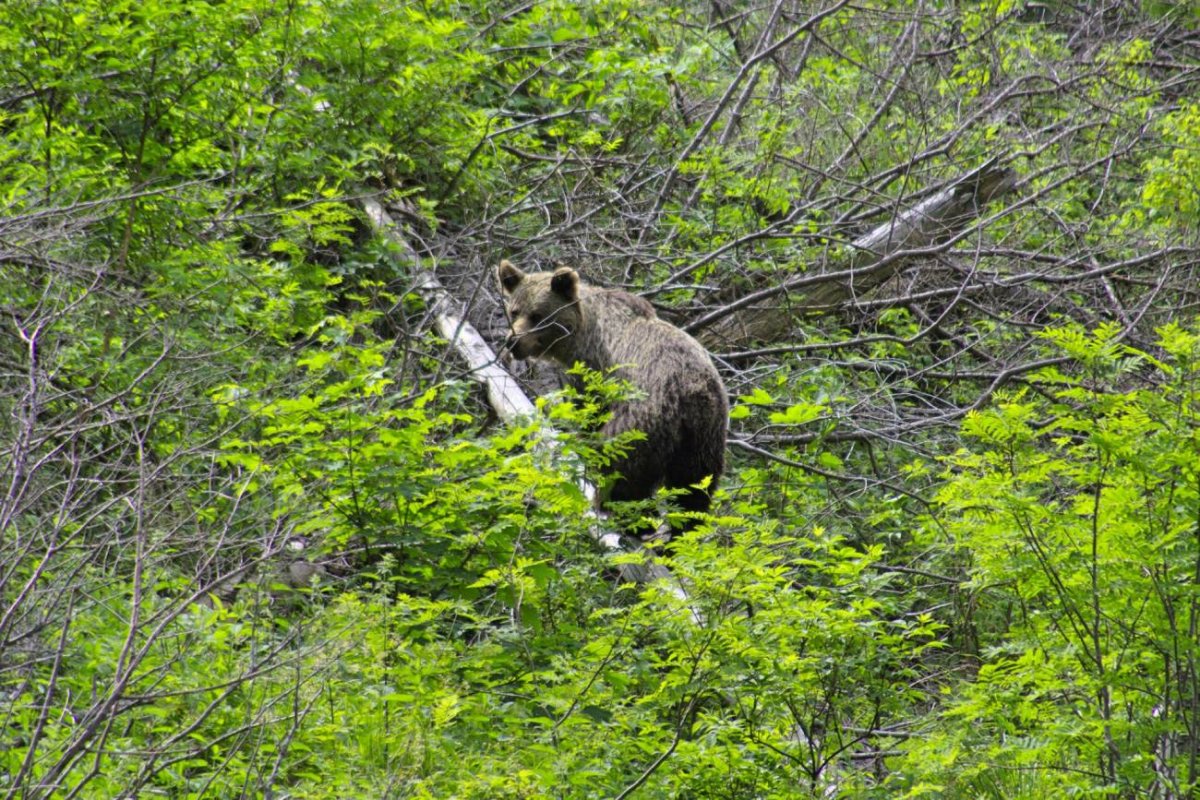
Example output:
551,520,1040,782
497,260,526,295
550,267,579,301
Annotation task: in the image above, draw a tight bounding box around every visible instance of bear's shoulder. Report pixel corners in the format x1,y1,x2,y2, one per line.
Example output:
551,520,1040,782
587,286,656,321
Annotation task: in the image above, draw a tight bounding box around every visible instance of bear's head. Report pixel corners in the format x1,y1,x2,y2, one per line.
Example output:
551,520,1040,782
496,260,582,362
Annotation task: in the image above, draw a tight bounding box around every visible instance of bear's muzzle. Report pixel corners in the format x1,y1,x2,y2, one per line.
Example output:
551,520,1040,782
504,332,532,360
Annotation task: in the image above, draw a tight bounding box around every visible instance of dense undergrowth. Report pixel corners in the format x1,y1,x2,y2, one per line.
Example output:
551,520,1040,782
3,1,1200,797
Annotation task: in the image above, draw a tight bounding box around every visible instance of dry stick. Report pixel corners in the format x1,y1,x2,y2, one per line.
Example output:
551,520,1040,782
359,199,701,613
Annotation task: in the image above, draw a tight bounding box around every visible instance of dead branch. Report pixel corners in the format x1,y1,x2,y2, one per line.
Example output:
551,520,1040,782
691,159,1018,348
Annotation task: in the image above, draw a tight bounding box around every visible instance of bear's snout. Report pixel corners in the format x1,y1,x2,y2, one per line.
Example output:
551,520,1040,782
504,331,533,360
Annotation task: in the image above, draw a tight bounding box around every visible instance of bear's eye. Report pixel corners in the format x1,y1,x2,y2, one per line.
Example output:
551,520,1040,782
528,312,543,326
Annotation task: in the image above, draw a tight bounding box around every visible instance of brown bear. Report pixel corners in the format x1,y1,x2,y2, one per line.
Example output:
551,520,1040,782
496,259,728,537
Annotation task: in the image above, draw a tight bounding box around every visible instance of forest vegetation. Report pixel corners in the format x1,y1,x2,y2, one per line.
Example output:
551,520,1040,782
3,0,1200,797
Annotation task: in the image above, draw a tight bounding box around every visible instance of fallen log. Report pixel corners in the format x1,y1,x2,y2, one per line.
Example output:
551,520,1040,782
690,159,1018,348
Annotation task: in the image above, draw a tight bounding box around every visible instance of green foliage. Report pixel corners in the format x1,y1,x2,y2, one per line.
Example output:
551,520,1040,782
216,318,601,605
93,531,913,798
1142,103,1200,229
890,323,1200,797
3,1,1199,797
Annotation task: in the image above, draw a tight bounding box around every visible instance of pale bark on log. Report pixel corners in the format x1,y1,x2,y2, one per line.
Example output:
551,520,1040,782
360,199,698,605
691,159,1018,349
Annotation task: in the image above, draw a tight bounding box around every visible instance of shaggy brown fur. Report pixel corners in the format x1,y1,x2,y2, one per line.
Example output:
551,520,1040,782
497,260,728,533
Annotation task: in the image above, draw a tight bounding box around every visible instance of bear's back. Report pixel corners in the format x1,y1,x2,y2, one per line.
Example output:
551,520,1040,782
577,286,723,415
